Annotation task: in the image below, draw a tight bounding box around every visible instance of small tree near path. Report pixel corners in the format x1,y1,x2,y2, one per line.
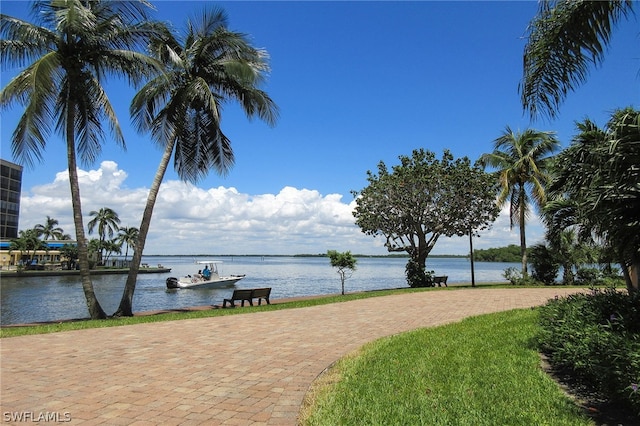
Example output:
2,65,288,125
327,250,357,295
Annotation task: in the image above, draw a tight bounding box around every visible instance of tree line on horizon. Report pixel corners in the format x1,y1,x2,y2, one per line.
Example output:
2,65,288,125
1,1,637,320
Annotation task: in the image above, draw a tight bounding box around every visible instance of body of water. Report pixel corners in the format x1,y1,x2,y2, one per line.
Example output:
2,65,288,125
0,256,517,325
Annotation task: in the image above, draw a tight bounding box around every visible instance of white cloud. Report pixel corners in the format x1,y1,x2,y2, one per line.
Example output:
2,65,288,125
18,161,545,255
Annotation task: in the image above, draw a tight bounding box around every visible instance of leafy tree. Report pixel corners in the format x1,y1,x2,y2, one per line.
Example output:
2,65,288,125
88,207,121,266
117,226,139,262
545,107,640,293
34,216,64,240
114,7,279,317
521,0,635,119
327,250,357,295
9,229,46,268
353,149,499,285
480,127,560,278
0,0,162,319
59,243,78,270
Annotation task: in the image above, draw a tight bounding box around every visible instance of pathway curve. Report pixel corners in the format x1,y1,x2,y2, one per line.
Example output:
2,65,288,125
1,287,585,425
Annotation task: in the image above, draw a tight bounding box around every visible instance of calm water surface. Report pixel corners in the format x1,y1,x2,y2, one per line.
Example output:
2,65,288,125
0,256,516,325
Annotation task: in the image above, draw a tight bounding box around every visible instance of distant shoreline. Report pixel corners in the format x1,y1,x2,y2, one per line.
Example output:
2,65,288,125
141,254,470,259
0,267,171,278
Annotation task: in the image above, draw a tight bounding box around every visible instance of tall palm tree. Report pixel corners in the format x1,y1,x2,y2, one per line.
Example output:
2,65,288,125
545,108,640,293
114,8,278,316
480,127,560,277
88,207,121,265
34,216,64,240
0,0,161,319
520,0,635,119
117,226,139,262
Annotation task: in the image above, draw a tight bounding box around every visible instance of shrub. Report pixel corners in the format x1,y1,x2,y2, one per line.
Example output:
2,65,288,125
576,267,600,284
537,288,640,414
405,259,434,287
503,267,521,285
503,267,539,285
529,244,560,285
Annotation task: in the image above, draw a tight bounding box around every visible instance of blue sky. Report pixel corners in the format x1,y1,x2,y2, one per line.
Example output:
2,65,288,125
1,1,638,256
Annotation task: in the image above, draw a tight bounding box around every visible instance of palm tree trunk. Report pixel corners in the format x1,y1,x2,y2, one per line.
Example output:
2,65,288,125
114,140,175,317
621,253,639,295
519,185,528,278
66,111,106,319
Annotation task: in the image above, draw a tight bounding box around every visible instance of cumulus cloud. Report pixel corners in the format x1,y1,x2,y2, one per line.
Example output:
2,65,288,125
18,161,543,255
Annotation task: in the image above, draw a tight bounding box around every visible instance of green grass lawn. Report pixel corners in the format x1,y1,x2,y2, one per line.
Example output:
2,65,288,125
301,309,593,426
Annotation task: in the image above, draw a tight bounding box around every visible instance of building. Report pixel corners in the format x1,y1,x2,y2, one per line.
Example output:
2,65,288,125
0,159,23,239
0,240,67,270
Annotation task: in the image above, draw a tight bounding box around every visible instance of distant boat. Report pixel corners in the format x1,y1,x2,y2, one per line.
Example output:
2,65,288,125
165,260,245,289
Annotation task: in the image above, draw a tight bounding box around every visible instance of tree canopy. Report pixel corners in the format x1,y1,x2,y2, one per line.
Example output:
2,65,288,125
479,127,560,277
545,107,640,292
115,7,278,317
0,0,162,319
352,149,499,275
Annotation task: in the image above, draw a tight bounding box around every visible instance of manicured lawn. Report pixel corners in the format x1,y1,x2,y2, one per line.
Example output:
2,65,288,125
301,309,593,425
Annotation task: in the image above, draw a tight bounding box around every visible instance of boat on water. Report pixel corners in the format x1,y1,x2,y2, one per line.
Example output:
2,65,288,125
165,260,245,289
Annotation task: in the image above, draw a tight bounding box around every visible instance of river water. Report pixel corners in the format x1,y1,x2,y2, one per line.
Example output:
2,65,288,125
0,256,517,325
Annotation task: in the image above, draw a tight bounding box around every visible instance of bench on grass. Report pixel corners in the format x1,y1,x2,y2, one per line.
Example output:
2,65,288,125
433,276,448,287
222,288,271,308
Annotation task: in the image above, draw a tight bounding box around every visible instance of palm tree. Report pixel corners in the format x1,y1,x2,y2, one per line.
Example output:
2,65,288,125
10,229,47,268
117,226,139,262
114,7,279,316
480,127,560,277
520,0,635,119
88,207,121,265
34,216,64,240
545,108,640,293
0,0,162,319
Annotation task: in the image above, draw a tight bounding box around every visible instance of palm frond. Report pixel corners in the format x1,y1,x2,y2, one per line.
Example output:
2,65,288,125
521,0,635,119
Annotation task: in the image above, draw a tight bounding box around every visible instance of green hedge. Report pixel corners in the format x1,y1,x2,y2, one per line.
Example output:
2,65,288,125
537,288,640,414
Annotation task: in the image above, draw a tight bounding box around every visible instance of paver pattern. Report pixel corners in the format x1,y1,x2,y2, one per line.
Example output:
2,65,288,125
1,287,586,425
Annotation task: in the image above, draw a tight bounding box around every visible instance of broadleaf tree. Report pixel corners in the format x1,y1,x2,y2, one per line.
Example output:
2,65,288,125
352,149,500,286
327,250,357,295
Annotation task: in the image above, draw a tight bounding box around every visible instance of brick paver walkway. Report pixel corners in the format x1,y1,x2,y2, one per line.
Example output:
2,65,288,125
1,287,586,425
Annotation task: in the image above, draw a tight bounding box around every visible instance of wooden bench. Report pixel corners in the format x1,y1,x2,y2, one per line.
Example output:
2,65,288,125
222,288,271,308
433,275,448,287
251,287,271,306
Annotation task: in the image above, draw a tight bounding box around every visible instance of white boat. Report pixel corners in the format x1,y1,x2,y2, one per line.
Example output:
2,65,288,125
166,261,245,289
